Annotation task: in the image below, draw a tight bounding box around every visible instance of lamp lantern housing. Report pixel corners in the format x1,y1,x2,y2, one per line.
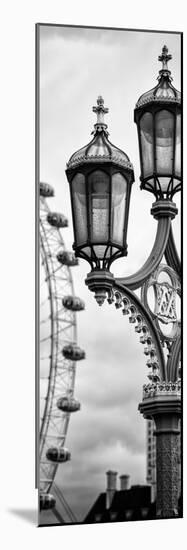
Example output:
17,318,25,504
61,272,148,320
66,96,134,271
134,45,181,200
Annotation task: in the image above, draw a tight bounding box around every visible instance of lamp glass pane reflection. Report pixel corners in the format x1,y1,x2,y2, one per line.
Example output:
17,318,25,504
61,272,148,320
111,173,127,244
140,113,154,178
72,173,87,245
155,110,174,174
89,171,109,242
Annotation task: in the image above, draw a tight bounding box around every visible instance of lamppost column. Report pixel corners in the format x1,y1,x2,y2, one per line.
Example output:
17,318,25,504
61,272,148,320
155,412,180,517
139,382,181,518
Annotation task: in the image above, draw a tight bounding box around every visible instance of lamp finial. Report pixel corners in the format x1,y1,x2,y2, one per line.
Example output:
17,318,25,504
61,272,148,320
158,45,172,71
92,96,109,132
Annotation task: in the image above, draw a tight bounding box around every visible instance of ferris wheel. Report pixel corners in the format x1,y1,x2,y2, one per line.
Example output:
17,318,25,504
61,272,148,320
39,181,85,519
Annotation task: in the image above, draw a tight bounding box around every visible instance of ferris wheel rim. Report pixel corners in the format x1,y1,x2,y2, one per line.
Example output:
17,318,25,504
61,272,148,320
39,194,77,497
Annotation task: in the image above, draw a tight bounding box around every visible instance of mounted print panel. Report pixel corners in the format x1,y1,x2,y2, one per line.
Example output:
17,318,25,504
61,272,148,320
36,24,182,526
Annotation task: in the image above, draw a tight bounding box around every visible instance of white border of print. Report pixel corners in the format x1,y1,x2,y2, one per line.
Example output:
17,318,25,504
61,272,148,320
1,1,186,549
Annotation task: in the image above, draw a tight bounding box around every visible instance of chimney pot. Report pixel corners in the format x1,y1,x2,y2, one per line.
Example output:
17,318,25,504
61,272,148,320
120,474,130,491
106,470,117,509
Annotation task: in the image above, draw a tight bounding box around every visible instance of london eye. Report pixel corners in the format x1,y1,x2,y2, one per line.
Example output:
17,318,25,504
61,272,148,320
39,181,85,522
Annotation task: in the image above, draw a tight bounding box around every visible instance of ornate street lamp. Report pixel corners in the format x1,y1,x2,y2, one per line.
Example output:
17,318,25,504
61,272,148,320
66,46,181,518
66,95,134,272
134,45,181,200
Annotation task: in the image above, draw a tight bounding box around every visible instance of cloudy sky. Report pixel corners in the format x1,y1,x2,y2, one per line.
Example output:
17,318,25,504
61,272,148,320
39,25,181,522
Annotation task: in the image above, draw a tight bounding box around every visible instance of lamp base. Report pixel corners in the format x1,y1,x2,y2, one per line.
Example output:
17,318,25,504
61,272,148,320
85,269,114,306
151,200,178,220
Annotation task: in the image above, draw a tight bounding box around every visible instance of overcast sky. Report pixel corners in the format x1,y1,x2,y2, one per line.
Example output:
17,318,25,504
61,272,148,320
39,25,181,522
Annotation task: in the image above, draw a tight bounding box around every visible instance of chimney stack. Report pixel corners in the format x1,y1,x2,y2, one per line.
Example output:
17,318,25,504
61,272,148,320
119,474,130,491
106,470,117,509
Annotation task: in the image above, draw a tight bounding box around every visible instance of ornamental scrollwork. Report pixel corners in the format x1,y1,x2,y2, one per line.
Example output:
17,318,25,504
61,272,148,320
141,264,181,345
106,284,166,384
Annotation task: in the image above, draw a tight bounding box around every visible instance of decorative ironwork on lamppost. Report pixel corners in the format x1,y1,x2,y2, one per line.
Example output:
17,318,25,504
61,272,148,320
66,46,181,519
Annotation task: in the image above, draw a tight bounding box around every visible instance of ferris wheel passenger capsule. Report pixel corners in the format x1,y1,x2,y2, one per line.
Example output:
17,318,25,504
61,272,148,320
40,493,56,510
57,251,78,266
40,182,54,197
62,295,85,311
57,396,81,412
46,447,71,463
62,343,86,361
47,212,68,228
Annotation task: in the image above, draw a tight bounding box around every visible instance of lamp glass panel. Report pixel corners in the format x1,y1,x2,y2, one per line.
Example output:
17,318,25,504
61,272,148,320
81,246,91,257
156,176,171,194
111,173,127,245
71,173,87,245
155,110,174,174
174,113,181,177
112,246,120,255
173,178,181,194
140,112,154,178
93,245,110,259
89,170,109,242
144,177,155,191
